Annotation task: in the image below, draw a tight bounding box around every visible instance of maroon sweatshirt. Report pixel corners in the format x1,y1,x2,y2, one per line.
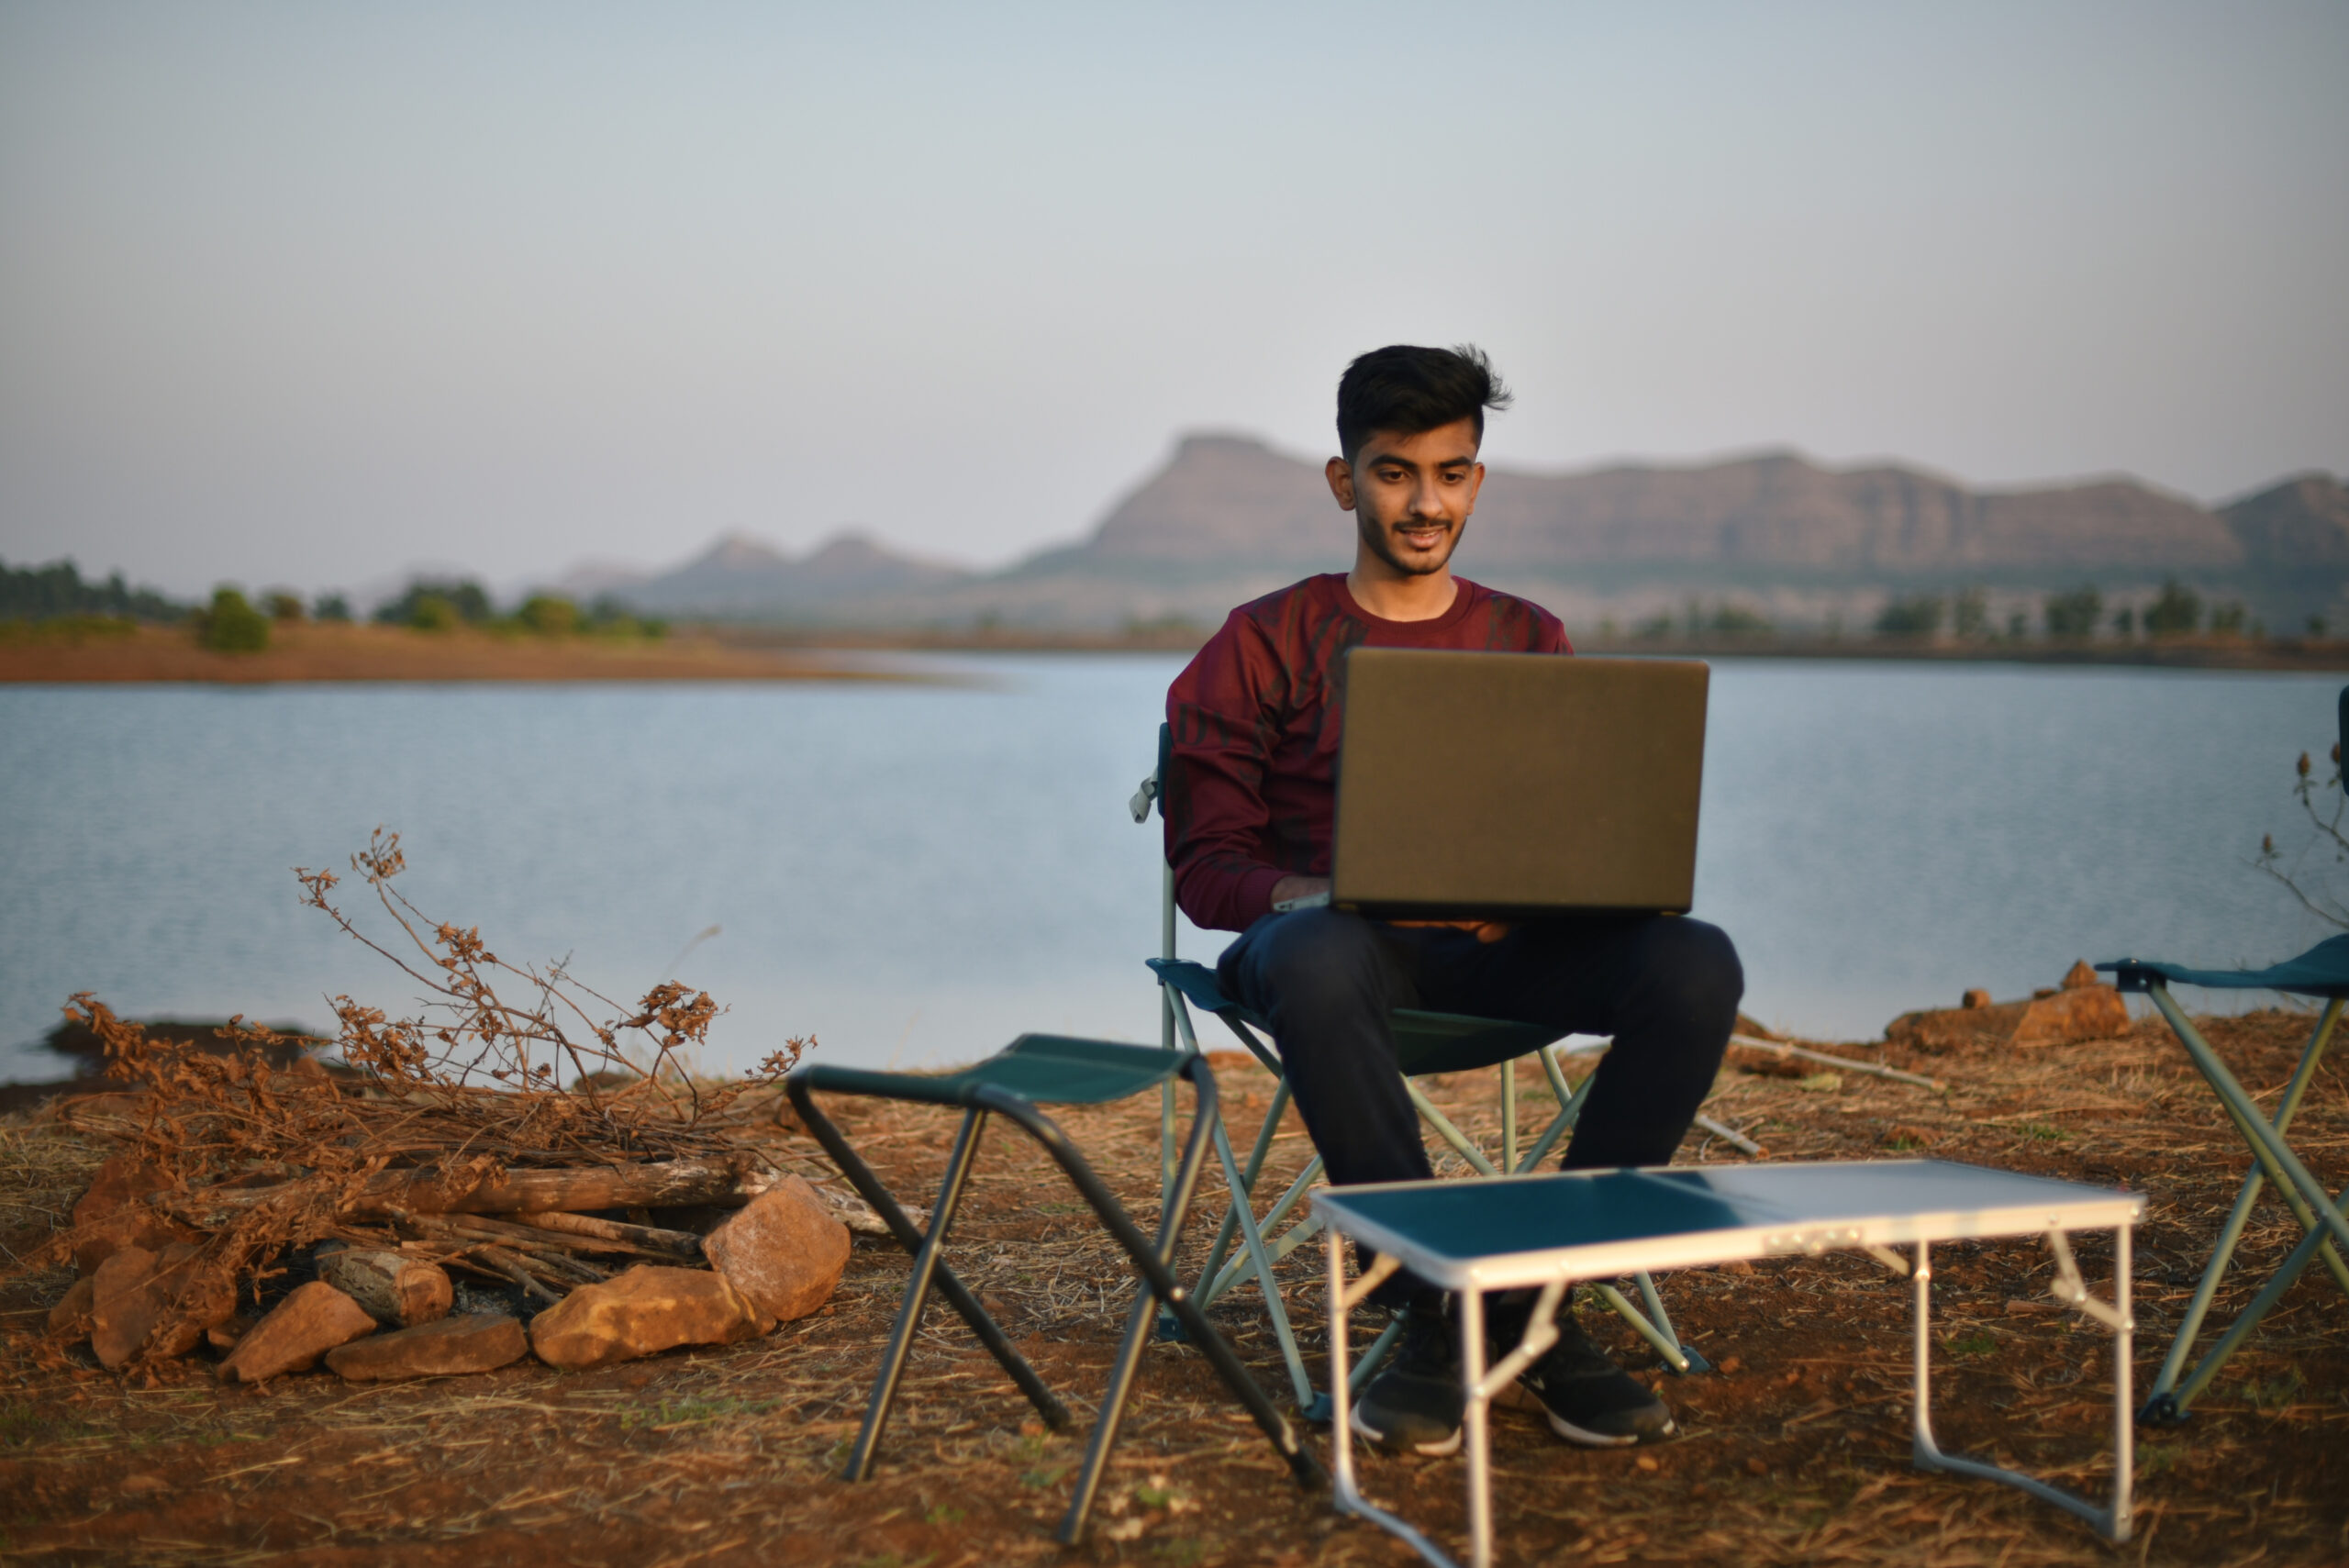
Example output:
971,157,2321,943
1163,573,1571,931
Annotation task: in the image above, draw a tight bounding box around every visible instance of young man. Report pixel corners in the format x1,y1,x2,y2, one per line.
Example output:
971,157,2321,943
1163,345,1743,1455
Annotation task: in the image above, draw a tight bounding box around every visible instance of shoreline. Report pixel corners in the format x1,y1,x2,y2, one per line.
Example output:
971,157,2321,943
720,624,2349,673
0,623,937,684
6,618,2342,681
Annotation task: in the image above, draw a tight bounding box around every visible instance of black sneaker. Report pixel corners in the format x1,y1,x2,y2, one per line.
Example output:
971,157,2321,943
1349,1309,1464,1456
1517,1314,1675,1447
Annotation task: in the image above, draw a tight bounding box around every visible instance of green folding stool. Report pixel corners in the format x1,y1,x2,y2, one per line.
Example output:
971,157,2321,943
1132,726,1703,1422
786,1036,1323,1544
2101,685,2349,1423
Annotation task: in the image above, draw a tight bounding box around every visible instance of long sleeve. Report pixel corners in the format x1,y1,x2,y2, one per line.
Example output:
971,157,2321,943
1164,610,1293,931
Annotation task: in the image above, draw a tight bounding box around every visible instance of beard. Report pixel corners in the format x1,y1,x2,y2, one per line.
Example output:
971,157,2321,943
1356,512,1464,578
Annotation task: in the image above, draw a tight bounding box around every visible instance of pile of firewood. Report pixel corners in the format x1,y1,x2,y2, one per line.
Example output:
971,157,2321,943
34,830,822,1372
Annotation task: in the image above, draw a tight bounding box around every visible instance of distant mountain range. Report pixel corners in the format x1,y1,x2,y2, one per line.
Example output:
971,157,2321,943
565,439,2349,632
568,533,970,618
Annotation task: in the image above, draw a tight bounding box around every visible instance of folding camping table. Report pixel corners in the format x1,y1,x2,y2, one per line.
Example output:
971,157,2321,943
1315,1160,2143,1568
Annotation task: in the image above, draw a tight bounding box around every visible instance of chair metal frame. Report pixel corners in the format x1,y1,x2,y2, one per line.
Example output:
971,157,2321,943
787,1037,1325,1544
1133,733,1701,1420
2098,965,2349,1422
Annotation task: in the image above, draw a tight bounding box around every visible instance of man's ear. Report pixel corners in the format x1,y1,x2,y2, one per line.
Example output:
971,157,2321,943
1325,456,1357,513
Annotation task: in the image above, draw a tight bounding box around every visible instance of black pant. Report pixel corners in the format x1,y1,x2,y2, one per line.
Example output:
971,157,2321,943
1217,907,1743,1306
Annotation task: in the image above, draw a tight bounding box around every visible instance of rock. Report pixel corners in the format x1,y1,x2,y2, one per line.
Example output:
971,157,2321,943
218,1282,376,1385
70,1154,193,1274
2011,984,2132,1046
315,1248,452,1328
2060,959,2100,990
72,1205,200,1276
327,1313,528,1380
701,1175,850,1323
90,1243,235,1368
72,1153,168,1229
1960,988,1993,1010
1890,996,2028,1050
526,1264,771,1371
89,1248,161,1367
48,1275,95,1340
1889,975,2132,1051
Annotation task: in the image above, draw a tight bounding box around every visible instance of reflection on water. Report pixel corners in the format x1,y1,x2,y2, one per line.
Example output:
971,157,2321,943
0,656,2338,1080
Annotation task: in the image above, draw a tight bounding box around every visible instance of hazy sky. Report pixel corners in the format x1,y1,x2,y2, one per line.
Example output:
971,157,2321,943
4,2,2344,598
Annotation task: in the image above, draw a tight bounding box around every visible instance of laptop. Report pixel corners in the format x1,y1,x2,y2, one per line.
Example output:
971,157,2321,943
1324,649,1709,920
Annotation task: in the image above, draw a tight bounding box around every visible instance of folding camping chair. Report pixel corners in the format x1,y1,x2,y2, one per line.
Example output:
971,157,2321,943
2100,682,2349,1422
2100,939,2349,1421
1132,727,1702,1421
786,1036,1323,1544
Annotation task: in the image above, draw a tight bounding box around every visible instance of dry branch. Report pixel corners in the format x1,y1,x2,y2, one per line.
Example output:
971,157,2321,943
509,1208,705,1259
25,828,814,1364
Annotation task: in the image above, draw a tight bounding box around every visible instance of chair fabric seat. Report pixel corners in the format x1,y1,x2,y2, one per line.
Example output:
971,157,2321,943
798,1035,1187,1107
2100,935,2349,998
1143,956,1564,1076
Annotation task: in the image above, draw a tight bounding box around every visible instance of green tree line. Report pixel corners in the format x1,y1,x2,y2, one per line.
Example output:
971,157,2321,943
0,559,184,623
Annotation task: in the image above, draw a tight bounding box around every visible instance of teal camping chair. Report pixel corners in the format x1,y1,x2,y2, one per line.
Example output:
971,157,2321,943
1132,726,1703,1420
2101,689,2349,1423
786,1036,1323,1544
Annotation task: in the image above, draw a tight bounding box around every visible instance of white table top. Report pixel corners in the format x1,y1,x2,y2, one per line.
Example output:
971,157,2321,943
1310,1159,2143,1291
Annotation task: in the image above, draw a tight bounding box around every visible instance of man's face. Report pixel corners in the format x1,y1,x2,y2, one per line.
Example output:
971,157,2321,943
1326,417,1486,578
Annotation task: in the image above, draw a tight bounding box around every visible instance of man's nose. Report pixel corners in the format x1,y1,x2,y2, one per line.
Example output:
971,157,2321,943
1407,476,1444,518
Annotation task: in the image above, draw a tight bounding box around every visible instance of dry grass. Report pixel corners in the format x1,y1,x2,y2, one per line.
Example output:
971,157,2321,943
0,1008,2342,1566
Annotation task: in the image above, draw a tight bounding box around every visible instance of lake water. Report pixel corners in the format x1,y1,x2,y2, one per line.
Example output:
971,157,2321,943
1,656,2340,1083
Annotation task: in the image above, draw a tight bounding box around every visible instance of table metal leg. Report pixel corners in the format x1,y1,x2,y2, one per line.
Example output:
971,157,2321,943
1461,1293,1492,1568
1326,1236,1453,1564
1319,1218,2138,1561
1907,1231,2135,1543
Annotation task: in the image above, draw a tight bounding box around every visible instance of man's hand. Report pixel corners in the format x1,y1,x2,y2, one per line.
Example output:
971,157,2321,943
1269,875,1331,910
1272,875,1509,942
1392,917,1514,944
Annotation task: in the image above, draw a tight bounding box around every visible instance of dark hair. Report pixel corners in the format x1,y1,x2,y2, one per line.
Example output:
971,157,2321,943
1335,343,1513,461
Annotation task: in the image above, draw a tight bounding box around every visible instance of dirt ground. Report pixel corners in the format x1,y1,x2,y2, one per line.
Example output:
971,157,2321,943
0,1007,2342,1567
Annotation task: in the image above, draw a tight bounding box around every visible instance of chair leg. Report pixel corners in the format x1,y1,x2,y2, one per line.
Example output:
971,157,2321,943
1517,1046,1596,1173
971,1075,1325,1546
787,1081,1073,1434
1060,1074,1216,1541
1205,1155,1326,1297
2145,999,2348,1420
1502,1059,1518,1173
1407,1079,1501,1176
1019,1064,1325,1543
1207,1106,1316,1410
2159,1178,2349,1419
2148,984,2349,1258
1591,1280,1695,1373
1193,1081,1291,1307
846,1107,989,1480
